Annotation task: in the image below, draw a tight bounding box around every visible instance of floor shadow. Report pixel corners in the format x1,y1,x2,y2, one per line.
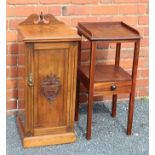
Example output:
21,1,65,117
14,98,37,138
76,121,86,137
79,102,111,115
77,102,127,134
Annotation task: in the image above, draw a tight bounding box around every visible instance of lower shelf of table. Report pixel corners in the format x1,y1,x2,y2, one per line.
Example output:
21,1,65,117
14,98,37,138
16,116,76,148
79,64,132,95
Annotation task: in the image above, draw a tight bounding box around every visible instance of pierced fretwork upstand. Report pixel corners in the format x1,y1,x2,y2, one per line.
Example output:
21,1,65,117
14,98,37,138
75,22,141,140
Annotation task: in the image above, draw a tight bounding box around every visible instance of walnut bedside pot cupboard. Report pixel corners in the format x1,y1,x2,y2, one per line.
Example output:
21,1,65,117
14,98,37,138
17,13,81,148
75,22,141,140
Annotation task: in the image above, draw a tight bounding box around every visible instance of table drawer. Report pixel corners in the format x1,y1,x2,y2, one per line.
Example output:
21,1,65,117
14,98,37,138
94,81,132,96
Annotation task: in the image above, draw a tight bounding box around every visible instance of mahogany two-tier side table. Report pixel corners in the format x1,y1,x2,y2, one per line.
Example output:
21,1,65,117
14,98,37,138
17,13,80,148
75,22,141,139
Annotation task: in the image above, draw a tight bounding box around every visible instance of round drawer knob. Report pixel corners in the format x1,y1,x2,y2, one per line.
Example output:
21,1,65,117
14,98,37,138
111,84,117,91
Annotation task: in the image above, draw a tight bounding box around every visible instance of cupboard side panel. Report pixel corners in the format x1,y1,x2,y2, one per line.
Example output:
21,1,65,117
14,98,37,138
66,43,78,128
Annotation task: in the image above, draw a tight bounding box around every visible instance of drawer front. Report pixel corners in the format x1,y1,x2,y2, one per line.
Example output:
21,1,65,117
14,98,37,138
94,81,132,96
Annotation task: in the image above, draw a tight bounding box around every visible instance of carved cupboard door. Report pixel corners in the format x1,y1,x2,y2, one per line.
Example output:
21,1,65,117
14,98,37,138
33,42,78,135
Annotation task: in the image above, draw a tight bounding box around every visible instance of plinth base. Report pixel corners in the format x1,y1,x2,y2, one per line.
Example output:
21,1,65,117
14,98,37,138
16,116,76,148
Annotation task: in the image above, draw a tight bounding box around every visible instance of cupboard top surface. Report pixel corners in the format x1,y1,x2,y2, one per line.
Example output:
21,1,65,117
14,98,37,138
18,13,81,42
78,21,141,41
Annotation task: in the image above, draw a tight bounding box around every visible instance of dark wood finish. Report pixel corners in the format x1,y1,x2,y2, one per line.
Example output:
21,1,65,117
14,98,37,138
87,41,96,139
17,14,80,148
112,95,117,117
127,40,140,135
77,22,141,41
76,22,141,139
79,65,132,96
112,43,121,117
79,65,132,82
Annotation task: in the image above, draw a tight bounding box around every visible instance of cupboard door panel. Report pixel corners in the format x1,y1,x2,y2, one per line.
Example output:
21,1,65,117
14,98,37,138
34,47,69,128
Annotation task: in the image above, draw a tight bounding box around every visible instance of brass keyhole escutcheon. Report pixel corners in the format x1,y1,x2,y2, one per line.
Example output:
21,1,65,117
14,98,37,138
28,73,33,87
